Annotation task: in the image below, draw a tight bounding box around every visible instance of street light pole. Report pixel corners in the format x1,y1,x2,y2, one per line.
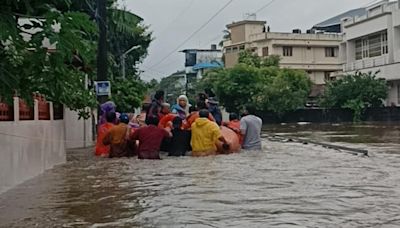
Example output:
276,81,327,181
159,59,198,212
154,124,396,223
121,45,140,79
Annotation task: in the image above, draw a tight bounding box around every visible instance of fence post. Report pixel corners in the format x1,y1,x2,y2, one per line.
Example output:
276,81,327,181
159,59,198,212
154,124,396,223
34,99,39,121
49,102,54,121
13,97,19,122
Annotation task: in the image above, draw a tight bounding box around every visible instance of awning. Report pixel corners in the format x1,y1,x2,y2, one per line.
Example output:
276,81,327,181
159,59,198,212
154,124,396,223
192,62,223,71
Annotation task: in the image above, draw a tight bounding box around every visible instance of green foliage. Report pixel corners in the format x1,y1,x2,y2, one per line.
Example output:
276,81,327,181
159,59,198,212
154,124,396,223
105,3,153,112
238,50,281,68
155,73,185,105
1,0,153,117
342,99,365,122
200,60,311,115
320,71,388,122
111,78,146,113
0,1,98,116
107,8,152,80
259,69,312,116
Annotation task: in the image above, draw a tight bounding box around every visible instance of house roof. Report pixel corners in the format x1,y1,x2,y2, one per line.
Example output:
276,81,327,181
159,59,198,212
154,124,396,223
226,20,266,29
313,8,366,28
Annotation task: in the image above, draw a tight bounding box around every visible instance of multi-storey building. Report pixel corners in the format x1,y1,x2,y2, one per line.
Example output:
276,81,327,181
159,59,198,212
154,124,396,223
223,20,343,85
340,0,400,106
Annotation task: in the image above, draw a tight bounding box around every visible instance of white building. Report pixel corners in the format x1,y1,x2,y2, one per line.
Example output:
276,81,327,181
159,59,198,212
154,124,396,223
223,21,343,85
340,0,400,106
181,45,224,79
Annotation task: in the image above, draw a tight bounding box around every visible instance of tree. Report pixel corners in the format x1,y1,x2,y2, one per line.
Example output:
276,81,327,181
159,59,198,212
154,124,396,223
107,8,152,80
199,51,311,114
71,0,153,112
218,29,231,47
154,73,185,105
258,69,311,116
1,0,98,116
1,1,153,117
103,4,152,112
320,71,388,122
238,49,281,68
111,78,146,113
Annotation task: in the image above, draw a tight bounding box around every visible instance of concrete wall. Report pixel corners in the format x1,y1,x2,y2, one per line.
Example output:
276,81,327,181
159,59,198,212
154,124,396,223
388,80,400,106
230,25,246,44
224,52,240,68
64,108,94,149
345,14,390,40
0,120,66,194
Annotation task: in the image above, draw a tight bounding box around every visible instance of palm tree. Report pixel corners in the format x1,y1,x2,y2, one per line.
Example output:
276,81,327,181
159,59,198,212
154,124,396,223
218,29,231,47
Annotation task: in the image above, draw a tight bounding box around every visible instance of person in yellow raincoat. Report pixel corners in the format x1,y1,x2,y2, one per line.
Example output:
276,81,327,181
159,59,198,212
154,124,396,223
191,109,229,157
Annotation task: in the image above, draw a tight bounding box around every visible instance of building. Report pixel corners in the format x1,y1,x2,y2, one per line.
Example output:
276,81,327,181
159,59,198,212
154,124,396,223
312,8,367,33
180,45,223,94
223,20,343,85
340,0,400,106
181,45,224,79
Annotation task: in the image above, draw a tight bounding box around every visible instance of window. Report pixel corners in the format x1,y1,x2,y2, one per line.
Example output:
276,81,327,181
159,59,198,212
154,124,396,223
232,46,238,52
354,30,388,60
283,46,293,56
369,33,382,57
325,47,337,57
382,32,388,54
239,45,245,51
355,39,362,60
225,47,232,53
262,47,269,56
362,38,369,58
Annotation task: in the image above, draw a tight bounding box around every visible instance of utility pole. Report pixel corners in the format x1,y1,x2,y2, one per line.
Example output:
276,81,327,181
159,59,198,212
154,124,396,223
96,0,108,122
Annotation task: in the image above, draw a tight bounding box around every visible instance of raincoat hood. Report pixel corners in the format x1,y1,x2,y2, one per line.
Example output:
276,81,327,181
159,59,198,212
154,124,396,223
193,118,209,127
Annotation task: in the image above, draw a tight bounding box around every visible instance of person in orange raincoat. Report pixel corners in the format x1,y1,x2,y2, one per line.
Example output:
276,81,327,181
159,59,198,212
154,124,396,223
158,103,176,129
95,112,116,157
183,101,215,129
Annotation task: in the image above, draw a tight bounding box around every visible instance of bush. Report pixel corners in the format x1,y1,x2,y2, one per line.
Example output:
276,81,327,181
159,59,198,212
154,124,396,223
320,71,388,122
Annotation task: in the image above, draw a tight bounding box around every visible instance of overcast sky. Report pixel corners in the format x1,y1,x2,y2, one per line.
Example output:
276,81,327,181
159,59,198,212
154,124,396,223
122,0,378,81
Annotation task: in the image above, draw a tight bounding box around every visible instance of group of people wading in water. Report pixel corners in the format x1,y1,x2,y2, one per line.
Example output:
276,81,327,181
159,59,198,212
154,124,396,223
95,90,262,159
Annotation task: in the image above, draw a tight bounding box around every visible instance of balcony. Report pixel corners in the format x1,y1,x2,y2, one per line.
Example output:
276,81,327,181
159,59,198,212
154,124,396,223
344,55,390,71
344,2,398,28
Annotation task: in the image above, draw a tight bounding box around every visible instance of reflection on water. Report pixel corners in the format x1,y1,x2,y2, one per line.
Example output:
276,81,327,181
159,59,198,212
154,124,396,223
0,124,400,227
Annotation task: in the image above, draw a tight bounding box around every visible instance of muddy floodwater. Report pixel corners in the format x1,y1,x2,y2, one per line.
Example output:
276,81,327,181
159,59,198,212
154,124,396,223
0,123,400,227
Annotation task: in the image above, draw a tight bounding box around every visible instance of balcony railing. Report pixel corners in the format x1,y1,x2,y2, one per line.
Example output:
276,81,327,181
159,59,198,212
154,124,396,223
344,55,390,71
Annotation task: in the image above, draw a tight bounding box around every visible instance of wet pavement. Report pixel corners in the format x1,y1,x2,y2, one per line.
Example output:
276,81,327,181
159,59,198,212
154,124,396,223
0,123,400,227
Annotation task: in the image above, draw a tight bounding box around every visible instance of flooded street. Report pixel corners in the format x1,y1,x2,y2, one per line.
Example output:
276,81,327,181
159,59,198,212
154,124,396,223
1,124,400,227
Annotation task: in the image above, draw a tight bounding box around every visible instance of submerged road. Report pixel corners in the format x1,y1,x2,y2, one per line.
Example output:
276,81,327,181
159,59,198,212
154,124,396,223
0,124,400,227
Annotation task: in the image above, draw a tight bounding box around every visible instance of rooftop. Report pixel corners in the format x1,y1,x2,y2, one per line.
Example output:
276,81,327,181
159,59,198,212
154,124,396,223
226,20,266,29
313,8,366,28
181,49,221,53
